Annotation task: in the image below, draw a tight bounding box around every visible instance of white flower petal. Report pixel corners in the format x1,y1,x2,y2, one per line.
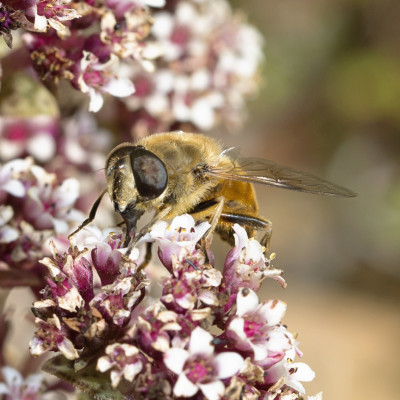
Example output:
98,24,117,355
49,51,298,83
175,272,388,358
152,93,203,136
246,239,264,263
308,392,323,400
260,299,287,326
118,246,140,261
164,348,189,374
236,288,259,316
266,327,291,353
27,134,56,163
199,380,225,400
198,290,218,306
110,370,122,388
58,338,79,360
176,2,196,23
0,382,9,395
173,97,190,120
151,335,170,352
233,223,249,249
144,0,166,7
0,139,21,160
191,99,215,131
88,88,104,112
155,69,174,92
189,327,214,356
250,342,268,361
144,94,169,116
228,317,246,340
215,352,244,379
190,69,210,91
123,361,143,381
48,18,68,34
25,373,45,393
103,78,135,98
173,373,198,398
51,217,69,234
287,379,306,395
34,14,47,31
120,344,140,357
170,214,195,231
2,366,22,388
148,220,168,239
0,225,19,243
0,205,14,225
2,179,25,197
58,287,84,312
54,177,80,208
291,362,315,382
58,8,79,21
97,357,114,372
141,42,163,59
29,336,47,357
152,12,173,39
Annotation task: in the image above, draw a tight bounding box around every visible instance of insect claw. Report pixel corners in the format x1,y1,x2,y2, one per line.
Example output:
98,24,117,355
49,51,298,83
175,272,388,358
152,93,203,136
260,226,273,255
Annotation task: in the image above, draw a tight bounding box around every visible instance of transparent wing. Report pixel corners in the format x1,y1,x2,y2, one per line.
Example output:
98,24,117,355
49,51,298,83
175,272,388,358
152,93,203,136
209,153,357,197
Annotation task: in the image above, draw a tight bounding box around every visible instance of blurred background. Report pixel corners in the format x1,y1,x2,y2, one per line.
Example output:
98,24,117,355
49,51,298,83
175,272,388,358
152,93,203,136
226,0,400,399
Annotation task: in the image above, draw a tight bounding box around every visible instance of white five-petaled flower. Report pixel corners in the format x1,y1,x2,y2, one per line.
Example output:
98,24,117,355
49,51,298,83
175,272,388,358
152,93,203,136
224,224,286,291
227,288,291,364
78,51,135,112
97,343,144,388
164,326,244,400
0,366,45,400
25,166,81,233
0,158,32,199
30,0,81,35
143,214,210,271
265,348,316,395
29,314,79,360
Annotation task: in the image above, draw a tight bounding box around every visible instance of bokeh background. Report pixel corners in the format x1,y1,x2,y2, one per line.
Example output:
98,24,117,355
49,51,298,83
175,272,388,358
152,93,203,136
226,0,400,399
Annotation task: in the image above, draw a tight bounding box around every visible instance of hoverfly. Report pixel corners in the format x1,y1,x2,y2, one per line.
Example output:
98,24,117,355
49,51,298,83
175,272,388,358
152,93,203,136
70,131,356,255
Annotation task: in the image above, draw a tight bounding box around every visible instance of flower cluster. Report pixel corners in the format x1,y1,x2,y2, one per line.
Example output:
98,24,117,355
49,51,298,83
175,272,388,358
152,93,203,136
29,215,320,399
21,0,152,113
0,157,82,287
124,0,264,134
0,366,65,400
1,0,263,135
0,2,322,399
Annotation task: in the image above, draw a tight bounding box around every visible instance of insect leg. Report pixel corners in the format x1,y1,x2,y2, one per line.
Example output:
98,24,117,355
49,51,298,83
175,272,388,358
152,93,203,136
259,224,272,254
188,197,225,263
125,206,172,258
68,189,107,240
219,213,272,255
137,242,153,271
202,196,225,243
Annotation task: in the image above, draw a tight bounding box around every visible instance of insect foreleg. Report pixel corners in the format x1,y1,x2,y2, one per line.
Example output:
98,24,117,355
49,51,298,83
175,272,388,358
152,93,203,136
259,224,273,255
124,206,172,258
68,189,107,240
188,197,225,263
137,242,153,272
202,196,225,243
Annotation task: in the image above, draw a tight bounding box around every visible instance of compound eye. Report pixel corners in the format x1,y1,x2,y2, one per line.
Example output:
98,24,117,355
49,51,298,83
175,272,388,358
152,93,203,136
130,148,168,199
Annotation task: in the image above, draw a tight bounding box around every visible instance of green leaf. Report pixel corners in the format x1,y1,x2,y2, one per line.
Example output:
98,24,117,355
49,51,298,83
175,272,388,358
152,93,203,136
42,355,125,400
